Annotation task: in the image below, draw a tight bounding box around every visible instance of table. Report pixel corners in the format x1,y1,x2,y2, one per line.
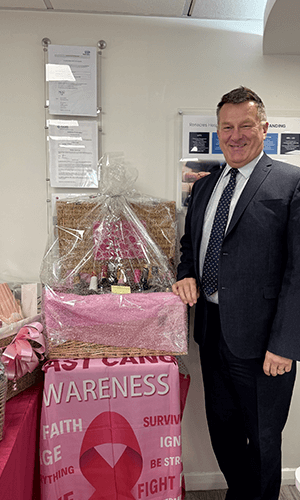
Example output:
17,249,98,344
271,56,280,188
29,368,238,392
0,384,43,500
40,356,184,500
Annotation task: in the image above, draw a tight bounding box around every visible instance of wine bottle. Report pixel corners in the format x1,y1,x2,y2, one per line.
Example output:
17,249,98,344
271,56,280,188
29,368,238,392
107,262,118,286
140,265,149,291
98,264,108,293
134,268,143,292
88,272,98,294
148,265,160,292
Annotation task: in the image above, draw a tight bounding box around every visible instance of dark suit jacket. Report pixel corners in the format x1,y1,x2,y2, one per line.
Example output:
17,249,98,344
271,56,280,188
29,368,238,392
178,153,300,360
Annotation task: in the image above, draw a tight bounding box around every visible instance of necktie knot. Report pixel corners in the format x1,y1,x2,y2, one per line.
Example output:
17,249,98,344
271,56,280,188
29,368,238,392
202,168,238,297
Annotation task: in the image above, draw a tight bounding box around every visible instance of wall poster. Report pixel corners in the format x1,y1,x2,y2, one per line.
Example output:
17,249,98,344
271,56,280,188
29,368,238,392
47,45,97,117
48,119,98,189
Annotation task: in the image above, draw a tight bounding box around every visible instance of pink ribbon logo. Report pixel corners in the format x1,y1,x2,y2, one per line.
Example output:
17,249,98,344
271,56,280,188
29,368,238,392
1,322,45,381
80,411,143,499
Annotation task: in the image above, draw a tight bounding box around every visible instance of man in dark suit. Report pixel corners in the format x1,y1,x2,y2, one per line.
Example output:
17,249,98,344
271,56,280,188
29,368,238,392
173,87,300,500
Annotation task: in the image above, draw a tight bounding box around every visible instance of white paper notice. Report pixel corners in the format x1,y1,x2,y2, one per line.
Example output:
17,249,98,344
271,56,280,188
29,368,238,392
47,45,97,116
48,119,98,188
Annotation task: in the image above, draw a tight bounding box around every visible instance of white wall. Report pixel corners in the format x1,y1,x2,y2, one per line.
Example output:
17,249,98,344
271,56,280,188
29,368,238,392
0,10,300,490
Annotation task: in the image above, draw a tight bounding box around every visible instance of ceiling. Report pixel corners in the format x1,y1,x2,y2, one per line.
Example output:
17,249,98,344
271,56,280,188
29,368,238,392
0,0,269,19
0,0,299,55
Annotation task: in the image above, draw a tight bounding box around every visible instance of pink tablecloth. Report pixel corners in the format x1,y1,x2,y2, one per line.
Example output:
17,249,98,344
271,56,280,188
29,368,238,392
0,384,43,500
40,356,185,500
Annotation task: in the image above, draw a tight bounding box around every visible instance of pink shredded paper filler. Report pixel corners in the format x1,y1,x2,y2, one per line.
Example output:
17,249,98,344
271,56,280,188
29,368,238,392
43,289,187,353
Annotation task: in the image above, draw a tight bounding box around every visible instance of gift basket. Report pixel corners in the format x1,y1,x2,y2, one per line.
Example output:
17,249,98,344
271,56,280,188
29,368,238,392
41,154,187,358
1,321,45,400
0,281,44,400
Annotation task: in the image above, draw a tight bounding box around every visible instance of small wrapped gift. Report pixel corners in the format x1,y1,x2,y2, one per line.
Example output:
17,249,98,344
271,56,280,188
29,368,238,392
1,322,45,400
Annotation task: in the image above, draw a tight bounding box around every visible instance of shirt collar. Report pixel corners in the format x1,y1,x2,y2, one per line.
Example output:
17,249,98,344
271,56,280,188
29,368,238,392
224,151,264,179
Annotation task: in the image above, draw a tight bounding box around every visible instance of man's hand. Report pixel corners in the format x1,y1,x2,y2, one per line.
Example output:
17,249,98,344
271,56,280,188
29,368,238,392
172,277,199,307
263,350,293,377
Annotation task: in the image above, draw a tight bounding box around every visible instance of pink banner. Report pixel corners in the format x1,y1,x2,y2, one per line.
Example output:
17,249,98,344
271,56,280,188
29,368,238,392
40,357,183,500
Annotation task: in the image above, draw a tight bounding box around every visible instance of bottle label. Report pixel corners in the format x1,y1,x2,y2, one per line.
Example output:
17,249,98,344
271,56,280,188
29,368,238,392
111,285,131,295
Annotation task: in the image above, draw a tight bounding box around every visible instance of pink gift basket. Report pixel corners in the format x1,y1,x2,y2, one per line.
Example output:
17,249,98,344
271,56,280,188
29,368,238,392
41,154,187,358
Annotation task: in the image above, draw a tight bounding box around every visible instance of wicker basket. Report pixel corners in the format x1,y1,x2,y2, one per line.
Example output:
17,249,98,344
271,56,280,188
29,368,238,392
6,364,44,401
47,339,184,359
44,290,188,359
56,198,177,280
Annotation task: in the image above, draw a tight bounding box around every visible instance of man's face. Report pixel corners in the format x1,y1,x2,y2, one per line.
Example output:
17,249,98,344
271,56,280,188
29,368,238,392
217,101,268,169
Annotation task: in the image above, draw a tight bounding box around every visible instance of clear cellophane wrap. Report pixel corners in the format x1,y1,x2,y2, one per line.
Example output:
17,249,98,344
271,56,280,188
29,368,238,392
41,154,187,357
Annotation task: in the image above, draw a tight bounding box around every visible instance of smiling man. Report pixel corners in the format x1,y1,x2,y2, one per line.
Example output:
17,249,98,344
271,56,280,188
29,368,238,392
173,87,300,500
217,99,268,169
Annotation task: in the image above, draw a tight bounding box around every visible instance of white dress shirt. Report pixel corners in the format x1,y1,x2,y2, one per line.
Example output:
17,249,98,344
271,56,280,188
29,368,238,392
199,151,263,303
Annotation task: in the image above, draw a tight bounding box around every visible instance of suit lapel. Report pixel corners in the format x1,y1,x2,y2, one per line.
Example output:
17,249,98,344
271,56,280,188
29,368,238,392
225,153,273,238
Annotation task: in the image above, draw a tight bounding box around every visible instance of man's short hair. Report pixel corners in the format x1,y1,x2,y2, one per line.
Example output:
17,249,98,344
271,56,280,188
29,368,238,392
217,86,267,124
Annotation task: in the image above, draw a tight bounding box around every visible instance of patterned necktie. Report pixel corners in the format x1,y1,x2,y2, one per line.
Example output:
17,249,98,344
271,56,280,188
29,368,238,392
202,168,238,297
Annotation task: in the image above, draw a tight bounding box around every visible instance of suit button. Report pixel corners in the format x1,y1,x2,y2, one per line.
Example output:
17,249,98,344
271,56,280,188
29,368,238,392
222,252,228,256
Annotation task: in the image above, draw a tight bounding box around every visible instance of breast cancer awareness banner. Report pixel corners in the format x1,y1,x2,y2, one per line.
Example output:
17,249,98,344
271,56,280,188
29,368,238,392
80,412,143,500
40,357,184,500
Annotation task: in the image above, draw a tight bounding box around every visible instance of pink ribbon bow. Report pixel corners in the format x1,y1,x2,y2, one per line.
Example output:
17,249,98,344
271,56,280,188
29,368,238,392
1,322,45,381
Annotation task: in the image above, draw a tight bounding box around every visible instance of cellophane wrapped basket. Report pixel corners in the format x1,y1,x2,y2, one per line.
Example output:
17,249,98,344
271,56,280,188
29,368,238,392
41,154,187,358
